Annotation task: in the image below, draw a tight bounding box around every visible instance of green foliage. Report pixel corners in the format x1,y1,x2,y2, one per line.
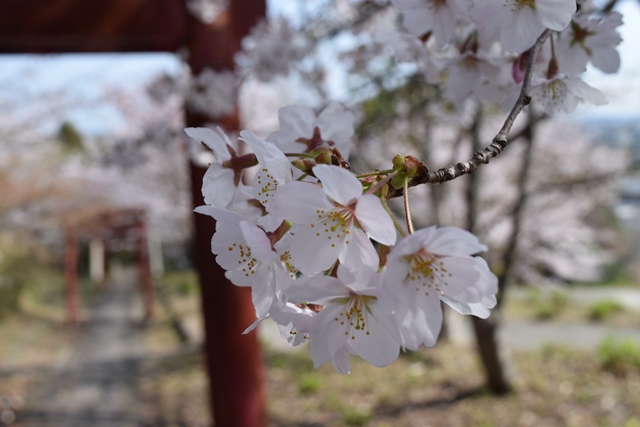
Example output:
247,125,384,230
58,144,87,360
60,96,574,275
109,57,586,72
624,418,640,427
588,299,624,321
597,336,640,374
541,343,576,362
162,270,199,295
0,274,22,319
340,406,373,427
0,244,65,321
297,372,323,394
527,289,569,320
56,121,84,154
0,251,30,318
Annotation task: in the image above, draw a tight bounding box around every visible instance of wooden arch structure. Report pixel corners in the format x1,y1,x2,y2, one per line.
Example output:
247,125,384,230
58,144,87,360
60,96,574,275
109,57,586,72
63,208,154,324
0,1,267,426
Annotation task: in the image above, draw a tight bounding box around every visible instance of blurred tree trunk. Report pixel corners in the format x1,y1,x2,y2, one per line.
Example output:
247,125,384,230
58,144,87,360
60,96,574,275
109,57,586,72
466,107,536,394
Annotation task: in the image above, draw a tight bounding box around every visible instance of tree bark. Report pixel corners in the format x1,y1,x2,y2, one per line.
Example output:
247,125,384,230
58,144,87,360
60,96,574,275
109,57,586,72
466,104,517,394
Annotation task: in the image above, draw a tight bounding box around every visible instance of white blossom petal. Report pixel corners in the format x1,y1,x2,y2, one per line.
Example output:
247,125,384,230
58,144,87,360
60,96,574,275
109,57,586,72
185,127,232,160
355,194,397,245
271,182,334,224
313,164,362,206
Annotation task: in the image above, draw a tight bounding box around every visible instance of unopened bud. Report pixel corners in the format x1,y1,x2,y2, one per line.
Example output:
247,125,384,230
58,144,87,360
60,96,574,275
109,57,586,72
292,158,317,174
392,154,406,170
512,52,528,84
403,155,420,179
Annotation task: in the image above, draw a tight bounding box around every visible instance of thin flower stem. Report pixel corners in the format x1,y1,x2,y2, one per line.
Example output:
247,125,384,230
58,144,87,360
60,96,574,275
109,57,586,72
366,171,398,195
284,152,315,158
356,169,395,178
403,179,414,234
382,199,407,238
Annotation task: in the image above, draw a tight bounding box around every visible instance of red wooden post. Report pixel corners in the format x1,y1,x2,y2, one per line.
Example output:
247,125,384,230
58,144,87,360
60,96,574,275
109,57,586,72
64,227,79,325
186,3,267,426
101,239,110,289
137,217,155,320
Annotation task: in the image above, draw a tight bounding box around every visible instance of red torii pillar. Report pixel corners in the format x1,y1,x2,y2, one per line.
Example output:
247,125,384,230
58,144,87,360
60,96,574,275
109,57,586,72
0,2,266,426
185,4,266,427
136,215,155,321
64,226,79,325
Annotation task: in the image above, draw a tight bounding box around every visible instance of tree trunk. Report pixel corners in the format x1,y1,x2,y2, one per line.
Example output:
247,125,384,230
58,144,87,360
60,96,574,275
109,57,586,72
466,104,534,394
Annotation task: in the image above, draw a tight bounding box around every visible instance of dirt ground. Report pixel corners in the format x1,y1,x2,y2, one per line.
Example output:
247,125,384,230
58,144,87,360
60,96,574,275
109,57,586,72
2,281,640,427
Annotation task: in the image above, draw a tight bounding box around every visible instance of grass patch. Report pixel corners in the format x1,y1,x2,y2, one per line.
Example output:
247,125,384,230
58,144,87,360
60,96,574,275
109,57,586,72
340,405,373,426
529,289,570,320
161,269,199,296
597,336,640,375
297,372,323,394
588,299,625,321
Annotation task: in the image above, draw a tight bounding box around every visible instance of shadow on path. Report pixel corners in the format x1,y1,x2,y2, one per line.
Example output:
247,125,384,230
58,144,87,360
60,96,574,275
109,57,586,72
18,279,145,427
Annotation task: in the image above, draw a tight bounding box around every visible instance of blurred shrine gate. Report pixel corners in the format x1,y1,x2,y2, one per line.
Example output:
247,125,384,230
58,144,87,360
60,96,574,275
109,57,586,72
0,1,267,426
63,208,155,324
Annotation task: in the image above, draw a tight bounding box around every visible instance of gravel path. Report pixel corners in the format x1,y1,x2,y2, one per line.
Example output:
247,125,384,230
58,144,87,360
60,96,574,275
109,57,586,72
19,279,144,427
446,286,640,351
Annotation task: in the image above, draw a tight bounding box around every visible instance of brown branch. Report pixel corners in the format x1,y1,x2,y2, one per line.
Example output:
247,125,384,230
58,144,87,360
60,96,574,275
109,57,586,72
390,29,552,198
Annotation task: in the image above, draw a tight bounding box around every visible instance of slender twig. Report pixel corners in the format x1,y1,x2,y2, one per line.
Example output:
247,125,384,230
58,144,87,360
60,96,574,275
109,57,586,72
403,179,414,234
357,169,395,178
496,109,536,308
389,29,552,197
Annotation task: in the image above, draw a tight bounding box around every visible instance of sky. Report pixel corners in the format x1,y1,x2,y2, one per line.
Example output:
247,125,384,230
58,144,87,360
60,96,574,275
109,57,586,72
0,0,639,135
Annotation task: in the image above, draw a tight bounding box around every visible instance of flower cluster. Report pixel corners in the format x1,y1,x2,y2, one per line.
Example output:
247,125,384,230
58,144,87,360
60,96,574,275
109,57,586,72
181,0,623,120
386,0,622,114
187,103,498,373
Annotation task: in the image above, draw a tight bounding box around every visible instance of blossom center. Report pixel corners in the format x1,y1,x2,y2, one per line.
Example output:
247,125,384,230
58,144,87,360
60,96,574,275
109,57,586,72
459,55,479,73
404,249,451,297
541,79,567,102
279,250,298,279
332,295,375,339
296,126,336,152
227,242,258,277
310,208,353,247
255,168,279,204
511,0,535,10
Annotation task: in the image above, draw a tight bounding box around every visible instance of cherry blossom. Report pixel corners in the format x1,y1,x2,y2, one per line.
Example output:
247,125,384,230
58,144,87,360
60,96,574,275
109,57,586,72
236,17,307,82
391,0,468,47
195,205,294,318
286,265,400,374
381,226,498,350
473,0,576,53
270,303,315,346
556,12,623,75
443,52,500,106
184,127,254,210
528,75,607,114
180,0,626,375
238,130,292,211
187,68,237,118
266,103,355,159
271,164,397,275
